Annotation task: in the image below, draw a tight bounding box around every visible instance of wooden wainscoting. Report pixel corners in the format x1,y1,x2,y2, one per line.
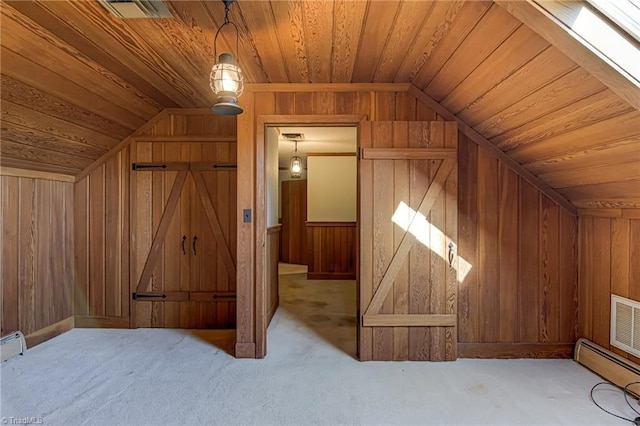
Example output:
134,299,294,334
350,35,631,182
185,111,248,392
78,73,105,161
266,225,281,325
306,222,357,280
1,171,74,345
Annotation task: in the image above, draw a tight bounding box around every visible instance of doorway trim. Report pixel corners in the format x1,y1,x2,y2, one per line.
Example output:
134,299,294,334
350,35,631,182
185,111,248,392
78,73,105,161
254,115,367,358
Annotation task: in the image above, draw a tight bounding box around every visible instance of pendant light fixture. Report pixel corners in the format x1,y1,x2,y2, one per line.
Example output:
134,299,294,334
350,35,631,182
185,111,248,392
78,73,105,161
210,0,244,115
290,140,303,178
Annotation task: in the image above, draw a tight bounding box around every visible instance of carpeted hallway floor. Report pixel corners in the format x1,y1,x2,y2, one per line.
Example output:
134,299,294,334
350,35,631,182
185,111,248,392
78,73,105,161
272,269,357,359
0,270,637,425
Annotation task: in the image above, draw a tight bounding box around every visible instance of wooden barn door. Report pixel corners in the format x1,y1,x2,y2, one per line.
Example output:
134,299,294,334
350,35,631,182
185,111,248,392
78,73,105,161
359,121,458,361
131,141,237,328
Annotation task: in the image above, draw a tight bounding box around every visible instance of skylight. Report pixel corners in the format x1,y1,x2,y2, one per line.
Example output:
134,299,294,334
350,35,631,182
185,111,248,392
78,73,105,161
587,0,640,43
574,0,640,84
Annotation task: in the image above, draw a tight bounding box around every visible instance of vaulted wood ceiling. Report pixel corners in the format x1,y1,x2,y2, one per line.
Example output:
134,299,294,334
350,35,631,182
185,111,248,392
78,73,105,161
0,0,638,207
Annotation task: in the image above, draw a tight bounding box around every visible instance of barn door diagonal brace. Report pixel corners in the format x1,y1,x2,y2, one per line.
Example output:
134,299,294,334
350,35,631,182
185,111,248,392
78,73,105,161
135,170,189,294
191,171,237,279
363,158,456,327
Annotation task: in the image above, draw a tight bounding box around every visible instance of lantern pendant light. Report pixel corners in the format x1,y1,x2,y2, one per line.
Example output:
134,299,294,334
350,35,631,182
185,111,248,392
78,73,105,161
290,140,303,178
210,0,244,115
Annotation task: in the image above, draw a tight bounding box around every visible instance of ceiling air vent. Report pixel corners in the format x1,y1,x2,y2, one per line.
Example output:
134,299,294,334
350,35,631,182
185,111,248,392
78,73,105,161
281,133,304,140
611,294,640,357
98,0,173,19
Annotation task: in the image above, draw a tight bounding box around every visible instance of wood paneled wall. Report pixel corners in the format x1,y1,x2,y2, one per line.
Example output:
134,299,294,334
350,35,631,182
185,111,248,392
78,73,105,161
306,222,357,280
280,179,307,265
266,225,280,326
239,87,579,358
578,211,640,365
1,171,74,346
457,133,578,358
74,148,130,327
74,110,236,328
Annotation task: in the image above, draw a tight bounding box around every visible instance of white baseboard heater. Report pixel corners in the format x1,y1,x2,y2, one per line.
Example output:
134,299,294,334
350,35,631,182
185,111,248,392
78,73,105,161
574,338,640,398
1,331,27,362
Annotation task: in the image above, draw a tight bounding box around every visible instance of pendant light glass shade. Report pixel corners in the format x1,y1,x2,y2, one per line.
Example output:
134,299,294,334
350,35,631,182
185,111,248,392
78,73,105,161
210,53,244,115
210,0,244,115
290,155,303,178
290,140,303,178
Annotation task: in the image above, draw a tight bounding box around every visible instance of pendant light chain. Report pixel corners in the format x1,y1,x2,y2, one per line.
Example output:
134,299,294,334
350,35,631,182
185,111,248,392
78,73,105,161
213,0,240,60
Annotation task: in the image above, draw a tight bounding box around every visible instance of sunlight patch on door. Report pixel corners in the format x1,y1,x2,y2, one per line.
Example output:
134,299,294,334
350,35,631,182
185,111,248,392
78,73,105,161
391,201,472,282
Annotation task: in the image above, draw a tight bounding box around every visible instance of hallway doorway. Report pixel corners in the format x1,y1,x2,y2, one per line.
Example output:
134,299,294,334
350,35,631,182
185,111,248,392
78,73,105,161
264,123,358,358
255,115,365,358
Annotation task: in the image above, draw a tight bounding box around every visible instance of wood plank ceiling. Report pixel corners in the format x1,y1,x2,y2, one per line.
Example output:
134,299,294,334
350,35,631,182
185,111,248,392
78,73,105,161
0,0,638,207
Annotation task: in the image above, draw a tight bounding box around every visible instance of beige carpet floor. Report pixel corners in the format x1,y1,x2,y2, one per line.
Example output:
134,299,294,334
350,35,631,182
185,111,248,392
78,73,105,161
1,272,637,425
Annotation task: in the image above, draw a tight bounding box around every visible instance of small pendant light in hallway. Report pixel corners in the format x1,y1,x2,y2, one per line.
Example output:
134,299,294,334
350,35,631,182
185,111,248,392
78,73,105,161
290,139,303,178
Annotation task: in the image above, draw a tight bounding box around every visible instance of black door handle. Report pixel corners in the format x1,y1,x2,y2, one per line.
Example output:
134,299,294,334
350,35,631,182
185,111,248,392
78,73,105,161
192,236,198,256
181,235,187,255
448,242,454,267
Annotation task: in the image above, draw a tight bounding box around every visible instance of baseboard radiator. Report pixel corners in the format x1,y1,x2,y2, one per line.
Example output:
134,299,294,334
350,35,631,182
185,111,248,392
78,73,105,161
574,338,640,398
1,331,27,362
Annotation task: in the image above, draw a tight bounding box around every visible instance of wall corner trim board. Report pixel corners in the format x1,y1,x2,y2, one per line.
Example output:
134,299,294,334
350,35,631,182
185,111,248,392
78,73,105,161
458,343,574,359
